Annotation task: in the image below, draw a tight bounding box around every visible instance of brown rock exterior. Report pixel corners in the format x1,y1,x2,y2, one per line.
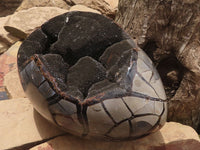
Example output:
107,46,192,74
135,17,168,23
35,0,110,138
116,0,200,131
3,69,26,98
0,98,65,150
4,7,67,37
16,0,70,11
30,122,200,150
66,0,118,17
69,5,101,14
0,97,199,150
152,140,200,150
0,16,19,46
0,41,8,54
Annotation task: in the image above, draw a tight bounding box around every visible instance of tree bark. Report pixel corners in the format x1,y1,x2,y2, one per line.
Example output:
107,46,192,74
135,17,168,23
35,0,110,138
116,0,200,131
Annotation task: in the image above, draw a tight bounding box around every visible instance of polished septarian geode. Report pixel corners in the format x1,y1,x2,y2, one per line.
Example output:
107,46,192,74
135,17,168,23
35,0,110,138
17,11,167,140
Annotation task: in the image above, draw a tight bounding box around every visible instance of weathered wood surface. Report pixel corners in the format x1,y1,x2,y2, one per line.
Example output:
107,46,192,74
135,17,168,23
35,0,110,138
116,0,200,131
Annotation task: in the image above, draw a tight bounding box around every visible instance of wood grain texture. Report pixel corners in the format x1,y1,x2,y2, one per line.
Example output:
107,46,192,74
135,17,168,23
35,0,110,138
116,0,200,131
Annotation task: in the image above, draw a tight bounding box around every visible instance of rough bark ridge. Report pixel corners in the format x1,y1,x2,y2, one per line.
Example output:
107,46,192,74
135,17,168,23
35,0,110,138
116,0,200,131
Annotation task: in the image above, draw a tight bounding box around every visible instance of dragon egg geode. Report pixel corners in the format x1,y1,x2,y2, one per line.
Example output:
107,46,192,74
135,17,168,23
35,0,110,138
17,11,167,140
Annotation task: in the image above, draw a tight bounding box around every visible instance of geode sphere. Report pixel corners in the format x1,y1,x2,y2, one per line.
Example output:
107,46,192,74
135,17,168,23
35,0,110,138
17,11,167,140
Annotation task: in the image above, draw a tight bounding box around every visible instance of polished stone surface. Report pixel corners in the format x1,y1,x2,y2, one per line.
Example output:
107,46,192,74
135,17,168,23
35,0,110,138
18,11,167,140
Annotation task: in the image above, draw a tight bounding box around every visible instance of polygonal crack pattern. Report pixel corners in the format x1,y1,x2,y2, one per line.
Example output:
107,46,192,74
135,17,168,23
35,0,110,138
18,11,167,140
86,49,166,139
